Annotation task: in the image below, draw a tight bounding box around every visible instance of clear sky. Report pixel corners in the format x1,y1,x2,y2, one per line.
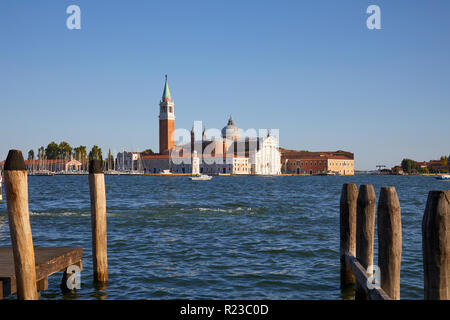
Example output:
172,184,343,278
1,0,449,170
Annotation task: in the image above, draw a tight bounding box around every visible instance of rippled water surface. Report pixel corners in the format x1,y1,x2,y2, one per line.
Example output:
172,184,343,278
0,175,446,299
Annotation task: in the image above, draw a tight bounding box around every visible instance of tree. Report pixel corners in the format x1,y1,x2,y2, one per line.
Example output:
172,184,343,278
27,149,35,160
418,167,429,174
141,149,154,155
440,156,448,167
45,142,60,160
401,158,417,174
73,146,87,162
59,141,72,159
38,146,45,159
89,145,103,161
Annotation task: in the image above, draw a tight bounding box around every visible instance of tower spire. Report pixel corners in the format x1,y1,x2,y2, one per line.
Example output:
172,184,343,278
162,74,171,102
228,115,234,126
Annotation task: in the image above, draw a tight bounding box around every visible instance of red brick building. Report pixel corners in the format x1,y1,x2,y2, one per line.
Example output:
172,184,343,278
281,150,354,175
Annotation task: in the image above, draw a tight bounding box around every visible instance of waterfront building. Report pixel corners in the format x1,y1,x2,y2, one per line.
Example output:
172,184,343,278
140,76,281,175
250,134,281,175
116,151,143,172
139,76,175,173
171,117,281,175
0,159,83,173
281,150,354,175
428,160,449,172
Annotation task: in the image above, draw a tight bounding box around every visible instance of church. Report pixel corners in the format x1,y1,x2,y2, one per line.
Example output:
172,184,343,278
139,76,281,175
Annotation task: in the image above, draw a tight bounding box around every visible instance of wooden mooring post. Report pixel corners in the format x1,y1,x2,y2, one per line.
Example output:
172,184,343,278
340,183,358,288
355,184,376,300
3,150,38,300
0,175,3,202
422,190,450,300
340,182,450,300
1,149,83,299
88,160,108,282
377,186,402,300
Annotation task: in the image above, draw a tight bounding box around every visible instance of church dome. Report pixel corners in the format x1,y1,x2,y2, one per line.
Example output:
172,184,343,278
221,116,240,140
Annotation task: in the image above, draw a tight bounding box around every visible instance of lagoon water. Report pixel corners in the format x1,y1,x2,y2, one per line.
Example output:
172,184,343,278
0,174,446,299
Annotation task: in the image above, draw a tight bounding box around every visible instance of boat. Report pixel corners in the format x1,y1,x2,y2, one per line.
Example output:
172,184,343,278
190,174,212,181
436,174,450,180
32,170,54,176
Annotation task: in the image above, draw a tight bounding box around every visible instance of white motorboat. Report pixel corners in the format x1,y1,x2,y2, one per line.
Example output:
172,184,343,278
436,174,450,180
190,174,212,181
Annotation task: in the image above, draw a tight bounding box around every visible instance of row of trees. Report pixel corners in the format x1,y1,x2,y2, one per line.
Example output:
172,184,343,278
440,155,449,167
401,155,450,174
27,142,105,162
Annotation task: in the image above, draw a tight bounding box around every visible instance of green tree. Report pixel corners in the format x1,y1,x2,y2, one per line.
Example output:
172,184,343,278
38,146,45,159
27,149,35,160
418,167,429,174
141,149,154,155
45,142,60,160
73,146,87,162
440,155,448,167
89,145,103,161
58,141,72,159
401,158,417,174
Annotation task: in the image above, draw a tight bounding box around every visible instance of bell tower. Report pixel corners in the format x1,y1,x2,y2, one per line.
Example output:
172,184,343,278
159,75,175,154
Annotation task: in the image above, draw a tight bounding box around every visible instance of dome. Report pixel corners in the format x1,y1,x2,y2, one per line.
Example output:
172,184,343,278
221,116,240,140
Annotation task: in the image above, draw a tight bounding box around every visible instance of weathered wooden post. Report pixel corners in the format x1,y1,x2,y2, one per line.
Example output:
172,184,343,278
377,186,402,300
355,184,376,299
88,160,108,282
422,190,450,300
4,150,38,300
340,183,358,288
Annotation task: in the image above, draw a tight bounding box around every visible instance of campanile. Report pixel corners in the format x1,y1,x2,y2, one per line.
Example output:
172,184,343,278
159,75,175,154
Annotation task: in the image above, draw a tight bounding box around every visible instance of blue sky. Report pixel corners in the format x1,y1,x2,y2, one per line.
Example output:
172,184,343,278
1,0,449,170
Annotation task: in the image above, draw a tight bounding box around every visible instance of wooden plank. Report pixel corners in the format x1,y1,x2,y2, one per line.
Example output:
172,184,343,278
345,252,391,300
0,247,82,298
37,277,48,291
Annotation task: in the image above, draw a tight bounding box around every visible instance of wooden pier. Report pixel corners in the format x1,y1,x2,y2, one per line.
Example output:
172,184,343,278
0,150,105,300
0,247,82,299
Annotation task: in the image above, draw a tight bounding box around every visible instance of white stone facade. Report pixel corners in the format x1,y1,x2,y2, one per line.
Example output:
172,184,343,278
251,135,281,175
116,152,142,171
